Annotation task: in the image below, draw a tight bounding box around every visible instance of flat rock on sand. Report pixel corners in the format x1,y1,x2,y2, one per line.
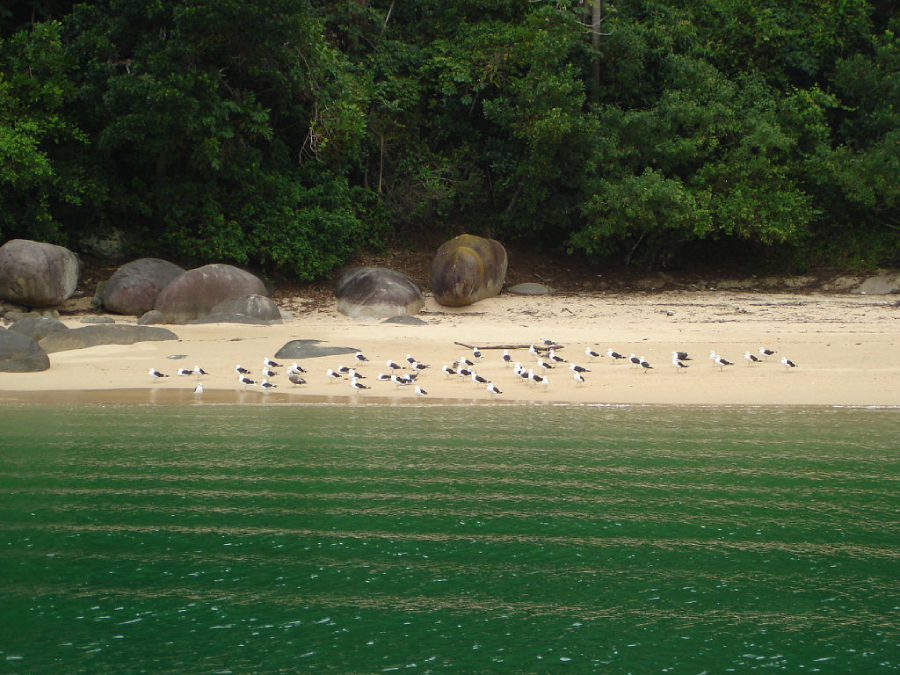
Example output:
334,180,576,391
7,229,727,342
0,330,50,372
39,324,178,353
275,339,359,360
507,282,552,295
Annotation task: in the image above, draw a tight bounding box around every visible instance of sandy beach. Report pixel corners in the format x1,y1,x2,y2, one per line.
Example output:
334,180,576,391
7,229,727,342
2,288,898,407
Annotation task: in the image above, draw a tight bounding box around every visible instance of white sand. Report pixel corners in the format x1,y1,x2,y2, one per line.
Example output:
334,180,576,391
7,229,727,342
2,291,898,406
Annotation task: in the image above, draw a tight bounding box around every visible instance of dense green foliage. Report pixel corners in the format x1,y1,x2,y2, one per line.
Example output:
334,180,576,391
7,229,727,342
1,0,898,276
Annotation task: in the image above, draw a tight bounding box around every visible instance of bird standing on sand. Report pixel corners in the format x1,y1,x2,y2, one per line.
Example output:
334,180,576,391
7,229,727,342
177,368,192,377
288,372,307,387
238,375,256,388
350,377,370,391
607,348,626,362
585,347,601,360
261,379,277,392
486,382,502,397
415,385,428,397
639,356,653,373
781,356,798,370
744,351,761,365
149,368,169,380
672,355,689,372
261,367,277,379
573,371,585,386
570,363,590,374
710,351,734,370
759,347,777,359
325,369,342,382
387,360,403,370
193,365,208,377
235,365,251,375
502,349,512,366
194,382,204,394
263,357,283,369
355,352,369,363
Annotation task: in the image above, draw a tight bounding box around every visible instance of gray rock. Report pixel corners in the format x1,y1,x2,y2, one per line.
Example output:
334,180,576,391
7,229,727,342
334,267,425,319
508,282,552,295
381,315,428,325
0,330,50,372
137,310,167,325
188,313,277,325
274,339,359,360
8,316,68,342
857,269,900,295
430,234,507,307
39,324,178,353
154,264,268,324
80,315,115,324
99,258,186,316
209,294,282,323
0,239,81,307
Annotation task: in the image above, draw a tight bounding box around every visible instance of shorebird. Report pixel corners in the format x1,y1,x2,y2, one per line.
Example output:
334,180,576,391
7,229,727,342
386,360,403,370
194,382,203,394
540,337,555,347
235,365,251,375
193,365,208,377
471,371,489,386
639,356,654,373
585,347,602,360
710,351,734,370
502,349,512,366
459,355,475,368
355,352,369,363
573,371,585,386
149,368,168,380
607,348,627,362
414,385,428,397
405,354,417,365
629,354,641,368
288,373,307,387
260,379,277,392
442,365,457,378
347,368,365,380
391,374,411,387
548,349,567,364
177,368,192,377
376,373,391,382
781,356,798,370
289,362,307,374
410,361,429,371
325,369,342,382
261,368,277,379
673,351,692,361
744,351,762,365
350,377,370,391
759,347,777,359
570,363,590,374
472,347,483,360
537,358,554,371
238,375,256,388
672,355,689,373
486,382,502,397
263,357,283,368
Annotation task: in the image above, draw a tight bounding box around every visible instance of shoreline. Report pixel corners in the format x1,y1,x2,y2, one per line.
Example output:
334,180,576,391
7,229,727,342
1,290,899,407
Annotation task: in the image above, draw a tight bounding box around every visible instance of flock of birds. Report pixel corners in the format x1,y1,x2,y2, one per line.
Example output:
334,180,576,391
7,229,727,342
146,338,798,399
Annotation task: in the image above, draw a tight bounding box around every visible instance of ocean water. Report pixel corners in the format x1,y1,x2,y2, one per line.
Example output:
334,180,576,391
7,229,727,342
0,403,898,674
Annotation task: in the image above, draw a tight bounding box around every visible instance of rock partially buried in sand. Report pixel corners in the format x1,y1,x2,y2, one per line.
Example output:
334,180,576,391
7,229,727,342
8,316,69,342
0,239,81,307
0,330,51,372
154,264,268,324
98,258,185,316
334,267,425,319
39,324,178,353
275,339,359,360
430,234,507,307
508,282,552,295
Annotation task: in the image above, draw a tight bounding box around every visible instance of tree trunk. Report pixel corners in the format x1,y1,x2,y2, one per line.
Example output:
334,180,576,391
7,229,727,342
590,0,604,103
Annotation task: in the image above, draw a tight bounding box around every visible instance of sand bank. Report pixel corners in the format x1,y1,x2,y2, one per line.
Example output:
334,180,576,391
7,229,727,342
1,290,898,407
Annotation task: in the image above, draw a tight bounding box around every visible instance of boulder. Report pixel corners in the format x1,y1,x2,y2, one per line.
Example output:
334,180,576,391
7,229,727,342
508,282,552,295
188,313,277,325
98,258,185,316
0,239,81,307
334,267,425,319
39,324,178,353
209,294,282,323
154,264,268,324
430,234,507,307
8,316,69,342
274,339,359,360
138,310,166,325
0,330,51,372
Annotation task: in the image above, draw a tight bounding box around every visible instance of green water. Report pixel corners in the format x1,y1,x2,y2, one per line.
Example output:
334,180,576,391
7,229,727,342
0,404,898,674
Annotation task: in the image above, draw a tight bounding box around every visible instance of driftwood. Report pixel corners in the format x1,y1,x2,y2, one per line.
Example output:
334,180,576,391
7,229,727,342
454,341,564,351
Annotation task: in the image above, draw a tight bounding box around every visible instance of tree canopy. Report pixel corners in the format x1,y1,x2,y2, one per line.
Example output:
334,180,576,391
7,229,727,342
1,0,898,277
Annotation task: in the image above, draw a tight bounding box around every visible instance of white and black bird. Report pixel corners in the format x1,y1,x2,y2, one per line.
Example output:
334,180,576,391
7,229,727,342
377,373,392,382
193,365,209,377
350,377,370,391
528,369,544,385
337,365,353,374
386,360,403,370
177,368,193,377
235,365,251,375
325,368,343,382
472,347,483,360
458,367,473,378
442,365,457,378
410,361,429,371
540,337,555,347
459,355,475,368
744,351,762,365
673,351,692,361
355,351,369,363
149,368,169,380
537,358,554,371
347,368,366,380
515,367,530,383
405,354,417,365
238,375,256,388
263,357,283,369
471,371,489,386
781,356,798,370
639,356,654,372
528,344,540,357
629,353,642,368
502,349,512,366
261,368,277,379
570,363,590,374
194,382,203,394
573,371,585,386
759,347,777,359
414,385,428,397
486,382,502,397
260,379,277,392
710,351,734,370
607,348,627,362
585,346,602,360
548,349,567,364
391,374,411,387
288,372,307,387
289,362,307,374
672,355,689,372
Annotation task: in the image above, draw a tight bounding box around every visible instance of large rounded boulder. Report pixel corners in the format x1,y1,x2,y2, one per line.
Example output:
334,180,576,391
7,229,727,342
334,267,425,319
154,264,268,324
98,258,185,316
430,234,507,307
0,330,51,372
0,239,81,307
